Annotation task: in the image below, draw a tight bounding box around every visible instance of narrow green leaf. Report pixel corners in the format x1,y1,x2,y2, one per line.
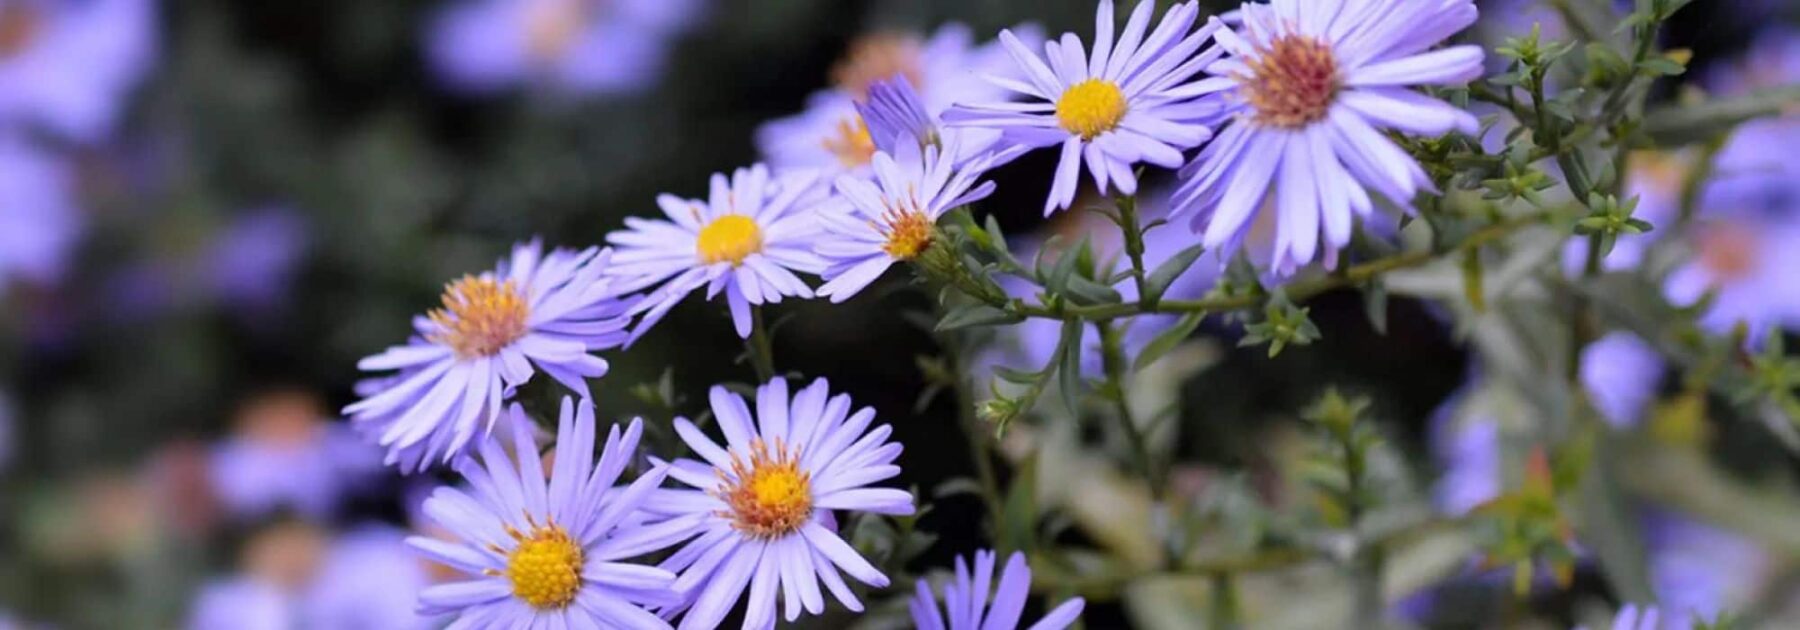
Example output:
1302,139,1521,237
1142,243,1206,304
1057,318,1084,416
1363,279,1390,335
1065,276,1123,305
1133,311,1206,371
936,304,1023,331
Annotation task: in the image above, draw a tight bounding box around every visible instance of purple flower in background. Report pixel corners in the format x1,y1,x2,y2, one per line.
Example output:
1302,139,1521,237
409,399,683,628
948,0,1222,215
1661,217,1800,336
643,378,914,629
345,241,635,472
758,23,1030,175
189,577,292,630
603,165,828,340
1431,402,1500,516
1578,333,1663,429
209,391,386,522
1173,0,1484,276
1706,28,1800,98
0,136,78,297
303,526,436,629
815,135,1001,302
910,550,1085,630
206,207,309,313
1576,604,1661,630
0,0,155,141
425,0,703,97
1644,513,1767,629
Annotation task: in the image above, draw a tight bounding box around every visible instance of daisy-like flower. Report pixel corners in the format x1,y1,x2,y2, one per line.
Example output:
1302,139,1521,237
815,130,1001,302
425,0,703,97
642,378,914,629
0,0,156,141
604,164,827,340
757,23,1029,175
0,135,78,297
1172,0,1485,276
408,399,687,628
910,550,1085,630
344,241,634,472
946,0,1222,215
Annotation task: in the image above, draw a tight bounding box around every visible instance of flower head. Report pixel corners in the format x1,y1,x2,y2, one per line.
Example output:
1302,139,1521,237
0,0,155,141
758,23,1026,175
210,389,386,521
425,0,703,96
1578,333,1663,429
815,133,1001,302
909,550,1085,630
641,378,915,629
408,400,685,628
0,136,78,297
604,165,828,340
946,0,1222,214
345,241,635,472
1172,0,1484,276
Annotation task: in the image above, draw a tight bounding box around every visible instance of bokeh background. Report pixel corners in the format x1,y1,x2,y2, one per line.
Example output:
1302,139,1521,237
0,0,1794,628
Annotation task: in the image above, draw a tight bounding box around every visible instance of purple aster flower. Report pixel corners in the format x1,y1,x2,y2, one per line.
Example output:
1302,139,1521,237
0,0,155,141
1576,604,1661,630
1707,28,1800,97
408,399,685,628
910,550,1085,630
947,0,1222,215
344,240,635,472
815,133,1001,302
205,206,309,313
1432,408,1500,516
0,135,78,296
641,377,915,629
304,526,437,629
1662,217,1800,336
209,391,386,522
603,165,828,340
758,23,1031,175
425,0,702,97
1644,513,1766,629
1578,333,1663,429
1173,0,1485,276
189,577,292,630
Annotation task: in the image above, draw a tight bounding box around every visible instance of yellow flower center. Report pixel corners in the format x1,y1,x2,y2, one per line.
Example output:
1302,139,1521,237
523,0,590,64
880,209,933,260
718,439,812,539
822,116,877,168
428,276,531,359
696,214,764,266
1055,79,1128,141
831,33,925,99
1240,34,1340,128
1697,222,1759,283
0,3,42,59
500,523,584,610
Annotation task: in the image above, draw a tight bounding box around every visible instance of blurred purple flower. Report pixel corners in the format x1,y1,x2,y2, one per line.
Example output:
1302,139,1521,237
209,423,386,523
1706,29,1800,98
425,0,702,97
0,0,156,141
206,207,309,313
303,526,436,629
1576,604,1661,630
1430,399,1500,515
0,135,78,296
758,23,1034,176
1578,333,1663,428
1644,512,1767,629
189,577,291,630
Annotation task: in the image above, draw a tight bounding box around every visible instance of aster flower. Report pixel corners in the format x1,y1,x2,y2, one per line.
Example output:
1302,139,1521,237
210,391,386,521
758,23,1029,175
408,399,686,628
910,550,1085,630
1644,513,1766,628
642,377,915,629
344,241,634,472
189,577,292,630
0,0,155,141
604,165,828,340
815,132,1001,302
307,526,437,629
1578,333,1663,429
1172,0,1485,276
946,0,1223,215
206,206,310,313
0,136,78,297
425,0,703,96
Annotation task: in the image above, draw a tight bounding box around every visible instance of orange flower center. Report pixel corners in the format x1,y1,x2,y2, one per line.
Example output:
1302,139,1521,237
494,521,583,610
831,33,925,99
523,0,592,64
0,3,42,59
428,276,531,359
717,439,812,539
1697,222,1759,283
822,115,877,168
696,214,764,266
1240,34,1340,128
880,208,933,260
1055,79,1128,141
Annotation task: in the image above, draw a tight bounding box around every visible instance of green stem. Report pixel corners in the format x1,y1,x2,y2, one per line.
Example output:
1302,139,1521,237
1098,320,1162,499
1209,573,1242,630
1115,194,1154,306
1008,213,1549,322
747,305,776,382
